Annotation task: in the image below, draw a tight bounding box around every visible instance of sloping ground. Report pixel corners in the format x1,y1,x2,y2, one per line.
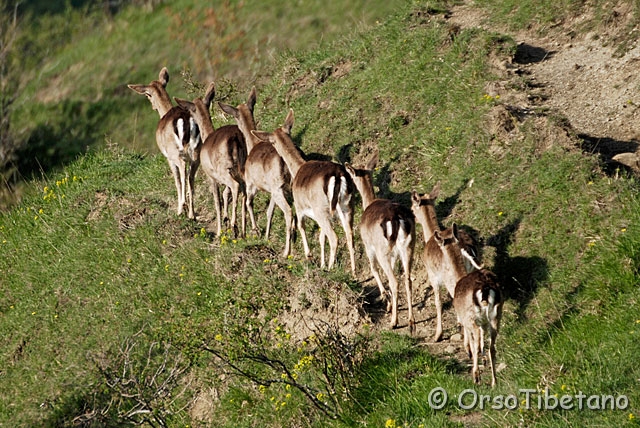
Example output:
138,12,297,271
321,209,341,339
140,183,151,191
449,1,640,168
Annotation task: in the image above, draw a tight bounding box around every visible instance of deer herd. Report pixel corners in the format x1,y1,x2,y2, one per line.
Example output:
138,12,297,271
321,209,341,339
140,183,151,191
129,68,504,386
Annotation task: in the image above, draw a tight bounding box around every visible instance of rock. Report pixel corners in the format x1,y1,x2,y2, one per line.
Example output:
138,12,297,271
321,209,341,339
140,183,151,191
450,333,463,342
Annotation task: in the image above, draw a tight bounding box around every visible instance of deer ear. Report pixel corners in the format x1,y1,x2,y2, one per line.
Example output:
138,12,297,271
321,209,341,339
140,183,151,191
452,223,459,242
434,230,443,245
411,190,420,205
365,151,379,171
251,130,271,142
128,84,147,95
158,67,169,87
203,82,216,109
283,109,294,134
247,86,257,112
218,102,238,118
174,97,193,111
344,163,356,178
429,181,441,200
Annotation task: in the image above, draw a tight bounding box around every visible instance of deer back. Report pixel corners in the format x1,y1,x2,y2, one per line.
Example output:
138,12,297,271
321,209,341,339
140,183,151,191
200,125,247,184
453,269,503,326
293,161,353,215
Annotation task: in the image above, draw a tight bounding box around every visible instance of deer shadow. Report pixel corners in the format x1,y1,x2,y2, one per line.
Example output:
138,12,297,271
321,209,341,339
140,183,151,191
513,43,555,64
578,133,640,176
486,217,549,323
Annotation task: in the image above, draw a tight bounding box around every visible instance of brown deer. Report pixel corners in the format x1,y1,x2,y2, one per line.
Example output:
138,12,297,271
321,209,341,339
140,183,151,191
175,84,247,237
411,185,480,342
252,109,356,273
345,154,416,334
218,88,294,256
128,67,201,219
453,266,503,386
430,225,503,386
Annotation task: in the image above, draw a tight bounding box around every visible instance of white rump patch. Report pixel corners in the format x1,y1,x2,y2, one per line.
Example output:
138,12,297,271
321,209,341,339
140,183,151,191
385,221,393,238
187,117,200,159
327,176,336,207
175,118,186,152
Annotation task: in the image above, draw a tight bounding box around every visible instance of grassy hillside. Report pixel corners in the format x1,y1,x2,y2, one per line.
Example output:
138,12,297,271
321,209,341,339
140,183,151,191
9,0,404,178
2,0,640,427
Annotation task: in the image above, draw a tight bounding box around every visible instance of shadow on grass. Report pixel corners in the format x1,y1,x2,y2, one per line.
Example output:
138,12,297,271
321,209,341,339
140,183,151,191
40,390,120,428
486,217,549,322
14,97,138,180
578,133,639,176
348,334,467,418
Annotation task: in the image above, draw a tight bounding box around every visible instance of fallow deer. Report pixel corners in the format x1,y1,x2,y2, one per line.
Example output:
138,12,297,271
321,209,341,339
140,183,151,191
175,84,247,237
218,88,294,256
411,185,480,342
453,266,503,386
432,225,503,386
345,154,416,334
128,67,201,219
252,109,356,273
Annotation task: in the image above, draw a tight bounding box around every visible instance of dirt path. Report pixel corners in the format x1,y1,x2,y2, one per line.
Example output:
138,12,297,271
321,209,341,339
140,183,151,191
281,1,640,382
449,1,640,165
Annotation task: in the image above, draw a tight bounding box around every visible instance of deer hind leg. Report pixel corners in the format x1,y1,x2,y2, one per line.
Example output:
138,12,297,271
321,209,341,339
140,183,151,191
488,327,498,387
376,250,399,329
297,212,312,260
399,245,415,335
168,160,185,216
365,246,390,311
264,197,276,239
336,201,356,274
229,181,245,238
186,160,199,220
489,314,501,387
245,183,259,237
470,326,482,384
318,218,338,270
221,186,231,231
432,282,444,342
209,178,223,237
271,190,292,257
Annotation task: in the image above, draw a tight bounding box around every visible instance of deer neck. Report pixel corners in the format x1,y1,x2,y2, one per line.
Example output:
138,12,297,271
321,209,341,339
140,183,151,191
447,248,469,296
419,204,440,243
155,90,174,118
359,178,376,210
273,131,305,178
237,109,260,153
193,101,215,140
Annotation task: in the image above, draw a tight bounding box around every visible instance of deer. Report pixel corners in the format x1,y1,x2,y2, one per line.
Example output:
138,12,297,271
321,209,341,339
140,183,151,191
432,225,503,386
218,87,294,256
128,67,201,219
251,109,356,273
411,184,481,342
345,153,416,334
174,84,247,237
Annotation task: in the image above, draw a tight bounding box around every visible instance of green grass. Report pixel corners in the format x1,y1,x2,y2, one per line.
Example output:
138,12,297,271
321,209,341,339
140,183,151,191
2,0,640,426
